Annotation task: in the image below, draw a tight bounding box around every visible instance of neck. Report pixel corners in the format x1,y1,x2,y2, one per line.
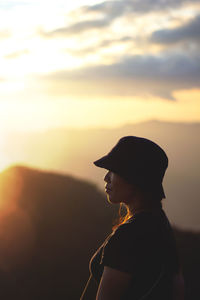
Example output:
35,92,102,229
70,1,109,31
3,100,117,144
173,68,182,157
127,200,162,217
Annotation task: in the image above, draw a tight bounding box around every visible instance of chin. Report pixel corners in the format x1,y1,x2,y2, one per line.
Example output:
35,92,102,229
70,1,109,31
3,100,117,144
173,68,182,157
107,195,120,204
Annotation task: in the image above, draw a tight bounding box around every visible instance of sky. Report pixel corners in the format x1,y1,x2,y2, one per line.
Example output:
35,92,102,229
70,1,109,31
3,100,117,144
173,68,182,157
0,1,199,231
0,0,200,134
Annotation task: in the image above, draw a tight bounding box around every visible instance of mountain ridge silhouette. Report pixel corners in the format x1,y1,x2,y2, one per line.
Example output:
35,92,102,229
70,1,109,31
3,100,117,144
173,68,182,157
3,120,200,230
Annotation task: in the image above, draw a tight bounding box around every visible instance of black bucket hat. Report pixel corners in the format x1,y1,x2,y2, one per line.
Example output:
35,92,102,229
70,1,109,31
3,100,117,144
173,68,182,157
94,136,168,199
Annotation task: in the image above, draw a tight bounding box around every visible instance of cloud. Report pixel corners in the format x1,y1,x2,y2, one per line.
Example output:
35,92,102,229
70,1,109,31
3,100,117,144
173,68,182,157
83,0,200,15
40,1,129,38
98,36,132,47
4,49,29,59
82,1,128,18
0,29,11,39
40,0,200,39
40,17,111,38
150,14,200,45
43,52,200,100
66,36,132,56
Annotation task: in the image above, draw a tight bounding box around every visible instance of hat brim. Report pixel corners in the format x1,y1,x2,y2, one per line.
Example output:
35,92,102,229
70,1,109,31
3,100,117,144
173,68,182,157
93,155,112,169
93,155,120,175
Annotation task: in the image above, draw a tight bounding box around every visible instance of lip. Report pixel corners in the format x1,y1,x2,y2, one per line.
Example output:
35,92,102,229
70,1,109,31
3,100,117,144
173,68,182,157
105,186,112,193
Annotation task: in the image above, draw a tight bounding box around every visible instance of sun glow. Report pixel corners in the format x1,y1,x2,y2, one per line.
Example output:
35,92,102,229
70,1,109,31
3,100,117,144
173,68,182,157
0,130,14,172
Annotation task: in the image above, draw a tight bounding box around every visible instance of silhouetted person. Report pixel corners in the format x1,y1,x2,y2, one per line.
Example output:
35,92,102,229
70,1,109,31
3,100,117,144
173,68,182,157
80,136,184,300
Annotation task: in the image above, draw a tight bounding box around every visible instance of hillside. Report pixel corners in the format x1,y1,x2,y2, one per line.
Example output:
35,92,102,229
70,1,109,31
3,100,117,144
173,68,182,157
0,166,199,299
0,166,113,299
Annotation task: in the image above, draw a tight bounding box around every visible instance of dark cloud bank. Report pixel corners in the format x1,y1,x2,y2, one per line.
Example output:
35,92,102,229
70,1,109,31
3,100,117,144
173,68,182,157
83,0,200,15
41,0,200,38
45,52,200,100
40,0,200,100
151,14,200,45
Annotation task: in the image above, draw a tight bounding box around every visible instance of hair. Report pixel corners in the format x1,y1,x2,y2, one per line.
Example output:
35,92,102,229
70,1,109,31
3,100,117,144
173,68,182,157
112,188,163,231
112,203,132,230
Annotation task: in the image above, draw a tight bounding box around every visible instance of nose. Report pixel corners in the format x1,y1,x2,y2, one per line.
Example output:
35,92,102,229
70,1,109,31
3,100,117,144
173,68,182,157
104,171,111,183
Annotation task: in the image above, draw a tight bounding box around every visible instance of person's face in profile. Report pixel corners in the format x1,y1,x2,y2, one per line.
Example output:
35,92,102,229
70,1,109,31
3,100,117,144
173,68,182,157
104,171,136,204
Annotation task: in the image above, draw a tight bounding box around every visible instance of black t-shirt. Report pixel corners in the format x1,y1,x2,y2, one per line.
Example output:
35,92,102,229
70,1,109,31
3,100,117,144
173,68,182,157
89,208,180,300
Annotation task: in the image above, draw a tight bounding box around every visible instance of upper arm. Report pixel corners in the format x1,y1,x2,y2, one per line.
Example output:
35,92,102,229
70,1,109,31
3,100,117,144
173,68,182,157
97,221,158,299
96,266,132,300
101,223,153,275
172,271,185,300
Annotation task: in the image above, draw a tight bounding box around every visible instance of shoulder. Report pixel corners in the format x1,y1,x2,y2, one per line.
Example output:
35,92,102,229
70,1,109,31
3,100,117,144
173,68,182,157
129,208,171,234
100,210,166,274
115,209,166,236
104,209,163,250
105,209,170,255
